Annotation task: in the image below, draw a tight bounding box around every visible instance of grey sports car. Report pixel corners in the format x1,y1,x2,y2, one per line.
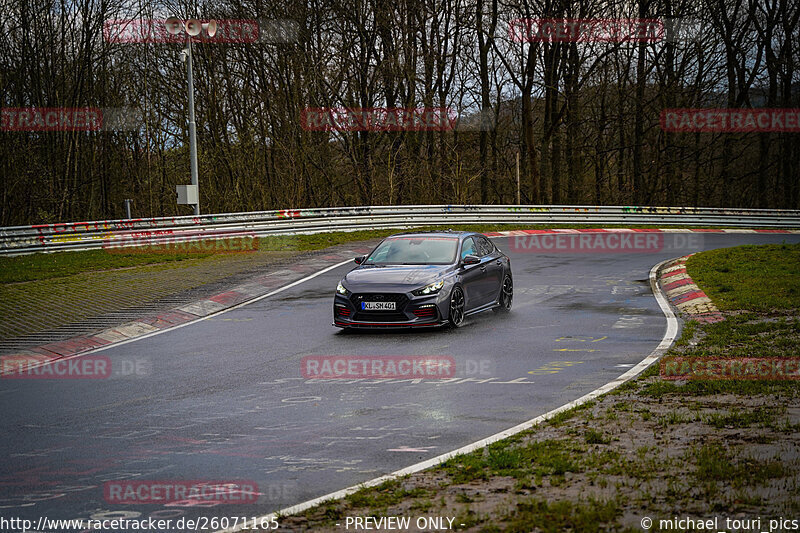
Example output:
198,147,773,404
333,231,513,329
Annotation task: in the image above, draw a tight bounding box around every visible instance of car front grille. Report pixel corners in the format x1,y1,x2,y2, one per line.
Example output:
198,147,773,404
350,293,410,322
353,312,409,322
349,292,409,307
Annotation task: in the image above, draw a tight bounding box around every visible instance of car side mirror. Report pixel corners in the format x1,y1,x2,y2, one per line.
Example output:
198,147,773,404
354,255,366,264
462,254,480,266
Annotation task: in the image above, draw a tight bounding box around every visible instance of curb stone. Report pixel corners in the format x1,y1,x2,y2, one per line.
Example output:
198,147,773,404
658,254,723,324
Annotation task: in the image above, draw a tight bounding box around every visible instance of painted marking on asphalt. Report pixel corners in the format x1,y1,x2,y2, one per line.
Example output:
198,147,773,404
611,285,640,294
281,396,322,403
555,336,607,342
612,315,644,328
387,446,437,453
528,361,584,375
257,377,536,386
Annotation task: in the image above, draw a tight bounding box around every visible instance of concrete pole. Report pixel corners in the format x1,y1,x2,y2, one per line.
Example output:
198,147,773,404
186,41,200,215
516,151,520,205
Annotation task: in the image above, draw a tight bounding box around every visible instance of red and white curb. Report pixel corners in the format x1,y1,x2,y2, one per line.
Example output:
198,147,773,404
0,247,373,376
659,254,723,324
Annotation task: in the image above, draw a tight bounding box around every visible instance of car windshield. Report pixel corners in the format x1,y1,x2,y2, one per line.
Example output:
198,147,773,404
366,236,459,265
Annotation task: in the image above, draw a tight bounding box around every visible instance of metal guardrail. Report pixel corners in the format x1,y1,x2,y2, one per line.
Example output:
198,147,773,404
1,204,799,255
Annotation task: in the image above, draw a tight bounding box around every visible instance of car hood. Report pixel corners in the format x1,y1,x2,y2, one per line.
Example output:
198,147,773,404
343,264,450,292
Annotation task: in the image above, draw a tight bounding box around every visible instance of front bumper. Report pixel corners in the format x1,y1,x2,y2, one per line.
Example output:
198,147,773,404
332,291,446,328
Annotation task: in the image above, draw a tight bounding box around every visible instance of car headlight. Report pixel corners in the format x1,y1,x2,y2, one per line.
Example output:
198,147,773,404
412,280,444,296
336,281,349,295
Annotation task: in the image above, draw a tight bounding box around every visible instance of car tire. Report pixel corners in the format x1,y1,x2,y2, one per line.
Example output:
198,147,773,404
493,274,513,313
448,286,466,328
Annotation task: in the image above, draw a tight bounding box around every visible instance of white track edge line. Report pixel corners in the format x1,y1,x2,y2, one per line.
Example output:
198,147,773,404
215,257,681,532
0,259,352,376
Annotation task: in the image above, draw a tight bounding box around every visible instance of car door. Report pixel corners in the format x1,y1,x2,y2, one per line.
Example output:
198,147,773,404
478,236,503,303
458,237,484,310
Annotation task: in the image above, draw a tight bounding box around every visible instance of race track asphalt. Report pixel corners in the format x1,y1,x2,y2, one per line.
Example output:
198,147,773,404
1,232,797,525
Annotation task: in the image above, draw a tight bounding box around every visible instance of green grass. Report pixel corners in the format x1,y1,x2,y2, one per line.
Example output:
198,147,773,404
704,407,779,429
692,443,787,488
547,401,596,426
674,319,698,347
640,380,683,398
0,248,217,284
344,479,428,509
645,314,800,397
439,439,583,484
584,429,611,444
502,497,624,533
302,498,343,523
686,243,800,312
657,411,692,426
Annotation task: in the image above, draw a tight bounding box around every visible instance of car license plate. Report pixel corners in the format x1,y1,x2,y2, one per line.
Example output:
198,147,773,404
362,301,396,311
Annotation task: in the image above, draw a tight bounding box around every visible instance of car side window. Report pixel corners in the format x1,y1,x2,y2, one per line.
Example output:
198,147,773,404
461,237,476,259
478,237,494,256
